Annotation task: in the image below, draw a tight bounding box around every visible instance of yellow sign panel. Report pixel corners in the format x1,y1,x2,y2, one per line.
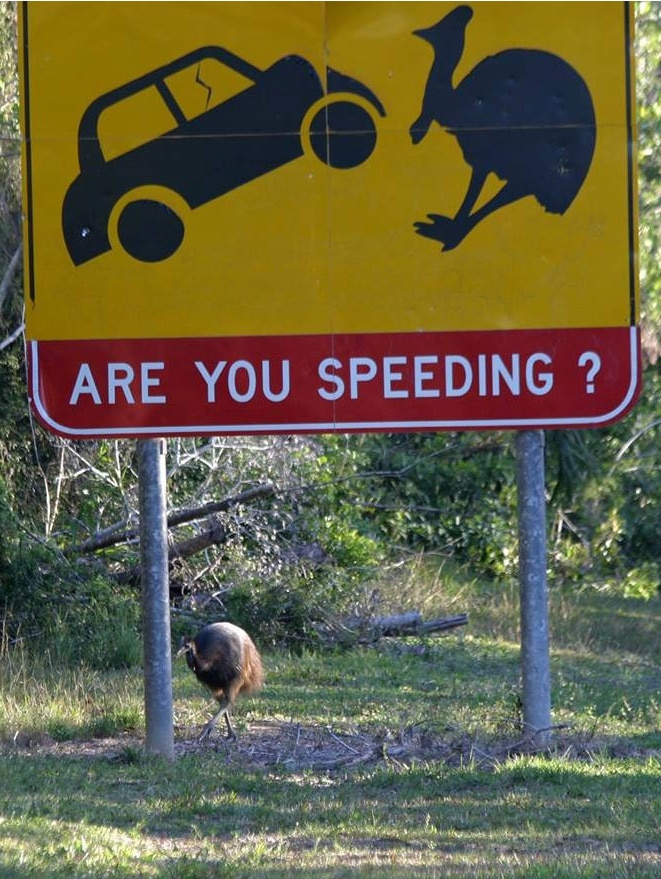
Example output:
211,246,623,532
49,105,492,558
20,2,639,436
22,1,636,338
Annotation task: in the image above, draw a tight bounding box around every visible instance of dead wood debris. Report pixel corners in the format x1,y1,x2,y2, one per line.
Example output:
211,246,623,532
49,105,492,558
314,611,468,647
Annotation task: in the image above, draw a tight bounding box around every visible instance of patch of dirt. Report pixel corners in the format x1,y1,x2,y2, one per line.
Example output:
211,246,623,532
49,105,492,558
3,721,660,770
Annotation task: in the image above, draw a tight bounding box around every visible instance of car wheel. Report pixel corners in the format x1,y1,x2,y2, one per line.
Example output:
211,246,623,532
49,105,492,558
308,101,377,169
117,199,185,262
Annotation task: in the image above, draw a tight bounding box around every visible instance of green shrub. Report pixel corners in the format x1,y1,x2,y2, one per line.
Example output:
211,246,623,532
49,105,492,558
45,576,142,669
1,526,141,669
223,575,317,649
621,563,660,600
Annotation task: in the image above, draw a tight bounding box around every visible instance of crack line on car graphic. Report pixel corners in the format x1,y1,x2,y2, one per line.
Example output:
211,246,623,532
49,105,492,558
194,62,213,110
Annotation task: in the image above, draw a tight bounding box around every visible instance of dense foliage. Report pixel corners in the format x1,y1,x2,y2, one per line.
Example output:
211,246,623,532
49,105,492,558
1,4,661,659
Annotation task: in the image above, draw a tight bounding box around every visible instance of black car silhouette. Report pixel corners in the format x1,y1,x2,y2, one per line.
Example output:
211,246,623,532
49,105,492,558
62,45,386,264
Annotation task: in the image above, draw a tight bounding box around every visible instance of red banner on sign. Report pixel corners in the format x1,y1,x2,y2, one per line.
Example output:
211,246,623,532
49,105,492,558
29,326,640,438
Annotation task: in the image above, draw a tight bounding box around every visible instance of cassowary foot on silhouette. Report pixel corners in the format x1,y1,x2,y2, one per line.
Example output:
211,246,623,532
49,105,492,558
413,214,465,251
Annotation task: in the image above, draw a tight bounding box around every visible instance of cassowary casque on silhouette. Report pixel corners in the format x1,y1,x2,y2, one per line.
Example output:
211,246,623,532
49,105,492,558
410,5,596,250
177,622,264,741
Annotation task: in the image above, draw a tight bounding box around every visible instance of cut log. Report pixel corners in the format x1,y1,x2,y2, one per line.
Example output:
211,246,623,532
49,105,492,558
370,612,468,639
315,611,468,646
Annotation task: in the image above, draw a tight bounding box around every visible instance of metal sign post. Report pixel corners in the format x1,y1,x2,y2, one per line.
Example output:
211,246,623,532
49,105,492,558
137,438,174,760
516,430,551,745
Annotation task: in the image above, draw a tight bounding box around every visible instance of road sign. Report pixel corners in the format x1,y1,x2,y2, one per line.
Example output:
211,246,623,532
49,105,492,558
20,2,639,438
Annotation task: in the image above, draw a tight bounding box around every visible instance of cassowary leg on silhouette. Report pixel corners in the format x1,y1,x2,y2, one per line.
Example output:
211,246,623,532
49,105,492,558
415,175,528,251
454,179,529,244
453,166,489,225
414,167,487,250
199,696,235,741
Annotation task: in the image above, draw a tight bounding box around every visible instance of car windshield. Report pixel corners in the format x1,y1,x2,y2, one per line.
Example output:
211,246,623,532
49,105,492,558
97,85,175,161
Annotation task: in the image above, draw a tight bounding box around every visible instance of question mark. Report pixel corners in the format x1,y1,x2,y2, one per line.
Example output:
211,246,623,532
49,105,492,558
578,351,601,394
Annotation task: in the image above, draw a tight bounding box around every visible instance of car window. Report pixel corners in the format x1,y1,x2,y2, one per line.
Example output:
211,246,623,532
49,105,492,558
164,59,253,122
97,85,177,161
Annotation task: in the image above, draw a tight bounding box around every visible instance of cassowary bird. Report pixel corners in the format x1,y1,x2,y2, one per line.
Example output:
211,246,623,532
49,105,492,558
177,622,264,741
409,4,596,250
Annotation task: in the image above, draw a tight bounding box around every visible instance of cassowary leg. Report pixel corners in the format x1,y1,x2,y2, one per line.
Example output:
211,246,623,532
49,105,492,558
453,166,488,225
223,710,236,740
198,696,235,742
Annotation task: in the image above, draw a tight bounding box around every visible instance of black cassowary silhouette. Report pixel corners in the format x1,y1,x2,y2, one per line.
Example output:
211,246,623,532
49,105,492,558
177,622,264,741
409,5,596,251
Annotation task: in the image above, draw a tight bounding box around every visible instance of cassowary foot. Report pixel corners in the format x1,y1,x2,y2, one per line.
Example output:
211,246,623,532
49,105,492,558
197,723,236,743
198,716,221,743
197,722,214,743
413,214,464,251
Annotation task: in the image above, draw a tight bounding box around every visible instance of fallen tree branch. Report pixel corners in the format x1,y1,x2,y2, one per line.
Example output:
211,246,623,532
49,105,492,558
0,320,24,351
370,611,468,639
117,515,230,586
417,614,469,635
168,518,228,560
67,483,275,554
166,484,275,528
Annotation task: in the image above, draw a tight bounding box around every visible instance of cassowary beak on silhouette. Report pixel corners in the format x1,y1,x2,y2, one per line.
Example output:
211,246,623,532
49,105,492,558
413,6,473,43
413,24,442,42
412,26,431,41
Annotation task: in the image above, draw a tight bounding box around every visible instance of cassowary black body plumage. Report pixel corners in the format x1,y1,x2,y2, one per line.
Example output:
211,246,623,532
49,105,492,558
410,5,596,250
177,622,264,740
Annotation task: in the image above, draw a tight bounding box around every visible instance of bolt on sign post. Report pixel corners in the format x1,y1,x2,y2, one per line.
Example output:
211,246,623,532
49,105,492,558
19,3,639,751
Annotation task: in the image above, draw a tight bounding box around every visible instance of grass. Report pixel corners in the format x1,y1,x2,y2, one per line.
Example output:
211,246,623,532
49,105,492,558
0,655,143,743
0,751,659,877
0,560,660,877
